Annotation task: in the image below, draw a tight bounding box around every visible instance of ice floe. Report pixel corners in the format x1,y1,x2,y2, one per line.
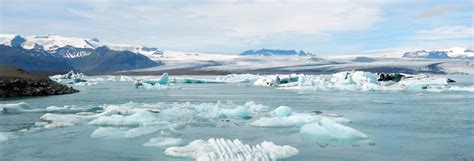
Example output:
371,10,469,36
0,132,16,141
1,102,32,113
300,118,369,142
164,138,298,161
270,71,473,92
143,137,183,147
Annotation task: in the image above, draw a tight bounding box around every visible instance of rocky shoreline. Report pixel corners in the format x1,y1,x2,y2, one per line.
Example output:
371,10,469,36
0,76,78,98
0,67,79,98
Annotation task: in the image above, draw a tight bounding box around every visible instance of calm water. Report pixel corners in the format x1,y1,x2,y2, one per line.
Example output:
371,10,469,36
1,75,473,161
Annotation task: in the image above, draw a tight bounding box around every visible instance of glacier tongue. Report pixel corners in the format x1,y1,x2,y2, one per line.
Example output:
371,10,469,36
164,138,298,161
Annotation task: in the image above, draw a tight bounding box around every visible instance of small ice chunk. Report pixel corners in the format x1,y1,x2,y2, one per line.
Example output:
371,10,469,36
43,122,74,129
250,113,320,127
88,110,158,126
274,106,292,117
1,102,32,113
91,126,163,139
300,118,369,142
0,132,15,141
164,138,298,160
143,137,183,147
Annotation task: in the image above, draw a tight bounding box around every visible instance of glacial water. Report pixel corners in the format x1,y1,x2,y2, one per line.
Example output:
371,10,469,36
1,75,473,161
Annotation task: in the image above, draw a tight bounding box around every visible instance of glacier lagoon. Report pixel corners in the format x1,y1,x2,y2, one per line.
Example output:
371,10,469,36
1,74,473,161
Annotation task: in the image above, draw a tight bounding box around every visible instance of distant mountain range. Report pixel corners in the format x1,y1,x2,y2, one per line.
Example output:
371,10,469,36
402,48,474,59
240,49,312,56
0,34,161,72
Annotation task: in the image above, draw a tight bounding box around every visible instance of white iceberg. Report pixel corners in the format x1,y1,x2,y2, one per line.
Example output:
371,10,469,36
274,106,292,117
0,132,15,141
164,138,298,161
170,78,224,84
300,118,369,142
143,137,183,147
216,74,262,83
1,102,33,113
274,71,469,92
91,125,164,139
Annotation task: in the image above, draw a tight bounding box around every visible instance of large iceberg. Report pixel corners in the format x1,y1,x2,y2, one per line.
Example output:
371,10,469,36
164,138,298,161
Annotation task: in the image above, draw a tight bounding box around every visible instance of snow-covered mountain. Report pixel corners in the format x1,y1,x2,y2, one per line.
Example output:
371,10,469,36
1,34,473,74
0,34,160,72
0,34,163,58
241,49,312,56
402,47,474,59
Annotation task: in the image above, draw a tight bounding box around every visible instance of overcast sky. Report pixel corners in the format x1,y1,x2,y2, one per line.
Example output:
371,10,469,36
0,0,472,55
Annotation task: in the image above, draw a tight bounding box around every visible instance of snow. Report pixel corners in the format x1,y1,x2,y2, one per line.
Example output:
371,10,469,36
143,137,183,147
300,118,369,142
164,138,298,161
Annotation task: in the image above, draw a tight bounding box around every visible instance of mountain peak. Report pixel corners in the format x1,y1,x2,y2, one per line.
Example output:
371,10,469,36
240,49,312,56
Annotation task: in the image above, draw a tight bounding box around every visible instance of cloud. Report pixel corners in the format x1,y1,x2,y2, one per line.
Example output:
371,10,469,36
46,0,386,51
414,26,473,40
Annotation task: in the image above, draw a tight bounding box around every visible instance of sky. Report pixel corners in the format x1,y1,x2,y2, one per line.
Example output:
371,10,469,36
0,0,473,55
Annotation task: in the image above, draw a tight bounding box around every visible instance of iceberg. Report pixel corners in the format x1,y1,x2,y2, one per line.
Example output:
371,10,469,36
1,102,32,113
133,73,182,89
274,106,292,117
300,118,369,143
91,125,164,139
0,132,15,141
254,74,301,86
164,138,298,161
273,71,469,92
216,74,262,83
170,78,224,84
143,137,183,147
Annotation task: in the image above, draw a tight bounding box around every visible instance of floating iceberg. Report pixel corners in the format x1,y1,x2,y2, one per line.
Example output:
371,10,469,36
0,132,15,141
273,71,469,92
143,137,183,147
250,106,350,128
274,106,292,117
91,125,165,139
300,118,369,143
170,78,224,84
216,74,262,83
134,73,181,89
164,138,298,161
1,102,32,113
50,70,84,80
254,74,301,86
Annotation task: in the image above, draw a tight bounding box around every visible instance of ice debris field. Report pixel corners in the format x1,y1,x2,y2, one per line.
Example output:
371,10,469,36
50,70,474,92
2,71,473,161
1,99,374,160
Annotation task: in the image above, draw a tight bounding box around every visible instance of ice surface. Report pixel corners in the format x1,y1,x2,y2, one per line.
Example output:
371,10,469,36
91,125,164,139
300,118,369,142
170,78,224,84
274,106,292,117
250,113,320,127
1,102,32,113
0,132,15,141
273,71,472,92
164,138,298,161
143,137,183,147
216,74,262,83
